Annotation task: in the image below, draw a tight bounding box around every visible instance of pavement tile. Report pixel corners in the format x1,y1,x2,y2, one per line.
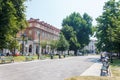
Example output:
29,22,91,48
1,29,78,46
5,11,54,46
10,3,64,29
80,62,102,76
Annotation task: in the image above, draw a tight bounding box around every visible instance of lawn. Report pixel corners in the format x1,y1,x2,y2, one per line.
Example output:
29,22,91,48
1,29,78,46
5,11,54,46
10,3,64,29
0,54,70,63
0,55,45,63
65,76,120,80
13,55,50,62
110,59,120,77
13,56,26,62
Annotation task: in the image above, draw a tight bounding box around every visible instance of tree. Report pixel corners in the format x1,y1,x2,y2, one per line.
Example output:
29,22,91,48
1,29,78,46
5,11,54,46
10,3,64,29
96,0,120,52
91,26,97,35
62,12,92,55
49,40,58,51
40,41,47,54
57,33,69,52
96,0,120,61
9,38,19,52
61,25,80,55
0,0,27,50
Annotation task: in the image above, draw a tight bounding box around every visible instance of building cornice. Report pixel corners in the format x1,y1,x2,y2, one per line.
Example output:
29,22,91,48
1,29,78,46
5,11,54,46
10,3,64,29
28,18,60,33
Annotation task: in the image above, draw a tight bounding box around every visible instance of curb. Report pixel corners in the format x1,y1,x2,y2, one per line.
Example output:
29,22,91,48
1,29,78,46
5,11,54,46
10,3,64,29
108,66,112,77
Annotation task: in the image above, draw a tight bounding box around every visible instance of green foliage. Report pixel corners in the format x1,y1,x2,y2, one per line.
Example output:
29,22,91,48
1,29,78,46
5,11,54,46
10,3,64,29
62,12,92,50
40,41,47,49
69,36,80,51
96,0,120,52
0,0,27,49
57,33,69,51
61,25,80,51
92,26,97,35
49,40,58,50
9,39,19,51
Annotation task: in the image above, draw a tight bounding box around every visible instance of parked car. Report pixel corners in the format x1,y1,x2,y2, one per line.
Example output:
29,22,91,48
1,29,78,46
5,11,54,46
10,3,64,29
77,52,83,56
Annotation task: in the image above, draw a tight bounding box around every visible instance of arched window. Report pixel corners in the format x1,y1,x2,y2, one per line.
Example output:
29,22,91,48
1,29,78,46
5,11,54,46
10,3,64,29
29,45,32,53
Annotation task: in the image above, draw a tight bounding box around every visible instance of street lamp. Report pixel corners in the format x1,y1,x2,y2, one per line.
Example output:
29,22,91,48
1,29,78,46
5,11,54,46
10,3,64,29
25,38,28,55
13,31,17,56
110,52,113,63
21,33,27,55
110,29,113,63
37,33,40,59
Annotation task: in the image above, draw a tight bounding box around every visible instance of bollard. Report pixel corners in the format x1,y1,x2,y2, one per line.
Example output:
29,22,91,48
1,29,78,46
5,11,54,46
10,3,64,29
50,54,53,59
63,54,66,58
59,54,61,59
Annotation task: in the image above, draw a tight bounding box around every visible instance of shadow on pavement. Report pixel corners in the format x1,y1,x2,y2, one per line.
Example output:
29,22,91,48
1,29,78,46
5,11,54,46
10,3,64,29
85,58,100,63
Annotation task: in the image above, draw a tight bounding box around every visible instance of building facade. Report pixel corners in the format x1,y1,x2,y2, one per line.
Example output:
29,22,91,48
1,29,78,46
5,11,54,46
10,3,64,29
17,18,60,55
83,32,97,54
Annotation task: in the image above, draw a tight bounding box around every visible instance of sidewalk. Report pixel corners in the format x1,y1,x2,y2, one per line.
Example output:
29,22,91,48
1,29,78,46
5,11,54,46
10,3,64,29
80,62,102,76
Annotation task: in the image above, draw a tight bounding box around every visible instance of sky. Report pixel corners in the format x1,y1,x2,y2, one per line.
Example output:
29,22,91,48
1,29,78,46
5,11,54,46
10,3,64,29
25,0,108,29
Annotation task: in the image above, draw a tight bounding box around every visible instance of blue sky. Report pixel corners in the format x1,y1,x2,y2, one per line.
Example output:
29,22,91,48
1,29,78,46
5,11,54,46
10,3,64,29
25,0,108,29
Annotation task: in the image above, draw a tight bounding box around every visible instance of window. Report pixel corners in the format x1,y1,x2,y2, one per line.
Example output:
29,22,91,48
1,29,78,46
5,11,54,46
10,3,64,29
29,23,32,27
36,23,40,28
42,32,44,38
29,30,32,35
37,31,40,39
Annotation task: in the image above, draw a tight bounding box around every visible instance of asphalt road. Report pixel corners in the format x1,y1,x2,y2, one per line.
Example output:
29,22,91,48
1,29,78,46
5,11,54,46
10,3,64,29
0,55,99,80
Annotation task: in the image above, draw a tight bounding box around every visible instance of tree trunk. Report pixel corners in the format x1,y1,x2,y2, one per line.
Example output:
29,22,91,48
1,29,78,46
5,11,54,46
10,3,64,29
62,51,63,55
117,53,119,57
119,52,120,59
37,53,40,59
58,51,61,59
68,50,69,55
74,50,77,56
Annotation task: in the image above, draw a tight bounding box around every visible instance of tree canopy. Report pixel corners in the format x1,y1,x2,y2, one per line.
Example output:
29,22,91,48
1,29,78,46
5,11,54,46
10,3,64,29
49,40,58,50
0,0,27,49
62,12,93,54
96,0,120,55
61,25,80,52
57,33,69,51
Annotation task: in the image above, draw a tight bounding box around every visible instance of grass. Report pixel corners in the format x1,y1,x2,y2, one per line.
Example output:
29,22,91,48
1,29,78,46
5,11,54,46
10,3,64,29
65,76,120,80
13,55,42,62
13,55,49,62
110,58,120,77
0,55,43,63
13,56,26,62
0,54,71,63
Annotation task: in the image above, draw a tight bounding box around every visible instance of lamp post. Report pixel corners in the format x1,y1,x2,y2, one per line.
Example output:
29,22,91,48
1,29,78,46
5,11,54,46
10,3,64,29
110,29,113,63
21,33,26,55
13,31,17,56
25,37,28,55
38,33,40,59
110,42,113,63
110,52,113,63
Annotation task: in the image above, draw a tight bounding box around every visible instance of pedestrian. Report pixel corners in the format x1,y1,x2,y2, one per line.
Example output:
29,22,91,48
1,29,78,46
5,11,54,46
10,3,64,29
6,52,10,56
100,52,105,61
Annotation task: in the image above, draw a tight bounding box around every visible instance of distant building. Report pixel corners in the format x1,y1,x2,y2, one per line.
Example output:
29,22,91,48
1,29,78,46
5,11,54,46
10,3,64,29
17,18,60,55
84,32,97,54
26,18,60,41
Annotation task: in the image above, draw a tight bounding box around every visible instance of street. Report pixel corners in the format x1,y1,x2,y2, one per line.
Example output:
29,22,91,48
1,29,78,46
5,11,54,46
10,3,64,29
0,55,100,80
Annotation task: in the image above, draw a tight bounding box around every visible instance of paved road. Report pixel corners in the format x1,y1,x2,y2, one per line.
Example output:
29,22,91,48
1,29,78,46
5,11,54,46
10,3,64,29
0,55,99,80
